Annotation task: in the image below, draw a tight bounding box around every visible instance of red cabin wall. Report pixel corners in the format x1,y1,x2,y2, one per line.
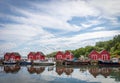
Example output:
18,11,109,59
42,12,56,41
64,51,73,60
56,51,74,60
89,50,100,60
35,52,45,60
4,54,10,61
28,52,35,60
100,50,110,61
55,51,64,60
15,56,21,61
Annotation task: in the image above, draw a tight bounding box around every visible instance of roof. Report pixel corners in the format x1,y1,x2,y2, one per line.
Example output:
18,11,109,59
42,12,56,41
5,52,11,55
12,52,21,56
65,51,73,56
36,52,45,56
29,52,36,55
100,50,110,54
89,50,99,55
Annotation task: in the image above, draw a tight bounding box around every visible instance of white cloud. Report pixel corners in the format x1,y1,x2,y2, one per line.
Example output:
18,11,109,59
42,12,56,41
92,27,106,31
0,0,120,55
89,0,120,17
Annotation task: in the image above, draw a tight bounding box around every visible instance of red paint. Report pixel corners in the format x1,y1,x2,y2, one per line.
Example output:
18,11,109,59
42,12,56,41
4,53,11,61
64,51,73,60
100,50,110,61
28,52,36,60
35,52,45,60
89,50,100,60
55,51,64,60
55,51,74,60
28,52,45,61
89,50,111,61
4,52,21,61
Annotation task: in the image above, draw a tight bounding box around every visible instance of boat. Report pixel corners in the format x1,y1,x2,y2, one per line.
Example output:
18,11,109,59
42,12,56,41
33,60,56,66
63,60,90,66
3,60,17,65
19,60,32,66
98,60,120,67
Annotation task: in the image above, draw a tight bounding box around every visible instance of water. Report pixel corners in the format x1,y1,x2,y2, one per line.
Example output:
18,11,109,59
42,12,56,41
0,65,120,83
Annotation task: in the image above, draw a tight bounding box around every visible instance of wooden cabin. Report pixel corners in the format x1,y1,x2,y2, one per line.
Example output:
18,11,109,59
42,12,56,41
28,52,36,60
88,50,100,61
100,50,110,61
64,51,74,60
4,53,11,61
4,52,21,61
55,51,64,60
55,51,74,60
10,52,21,61
35,52,45,60
28,52,45,61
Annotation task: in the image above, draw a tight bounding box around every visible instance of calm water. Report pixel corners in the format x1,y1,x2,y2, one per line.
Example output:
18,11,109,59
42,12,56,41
0,65,120,83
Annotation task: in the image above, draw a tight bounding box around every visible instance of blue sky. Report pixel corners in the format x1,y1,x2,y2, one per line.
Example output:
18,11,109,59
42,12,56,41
0,0,120,56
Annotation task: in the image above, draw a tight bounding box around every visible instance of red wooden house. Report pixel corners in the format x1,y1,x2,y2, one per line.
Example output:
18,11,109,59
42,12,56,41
35,52,45,60
88,50,100,60
28,52,45,61
4,52,21,61
64,51,74,60
100,50,110,61
28,52,36,60
4,53,11,61
55,51,64,60
55,51,74,60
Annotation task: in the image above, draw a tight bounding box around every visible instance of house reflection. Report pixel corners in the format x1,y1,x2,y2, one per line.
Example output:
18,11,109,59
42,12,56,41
89,67,111,78
89,67,99,78
27,66,45,74
100,68,111,78
4,65,20,73
64,68,73,75
56,67,73,76
56,67,64,75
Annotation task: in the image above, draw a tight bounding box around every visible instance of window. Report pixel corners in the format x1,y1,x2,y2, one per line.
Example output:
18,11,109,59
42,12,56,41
57,55,62,59
92,54,97,60
102,54,108,60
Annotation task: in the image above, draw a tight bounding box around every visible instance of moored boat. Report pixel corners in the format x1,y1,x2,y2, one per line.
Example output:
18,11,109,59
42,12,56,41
19,60,32,66
63,60,90,66
33,60,56,66
98,60,120,67
3,60,17,65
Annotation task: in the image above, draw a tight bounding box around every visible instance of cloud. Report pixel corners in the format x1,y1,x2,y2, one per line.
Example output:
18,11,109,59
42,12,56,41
89,0,120,17
0,0,120,56
92,27,106,31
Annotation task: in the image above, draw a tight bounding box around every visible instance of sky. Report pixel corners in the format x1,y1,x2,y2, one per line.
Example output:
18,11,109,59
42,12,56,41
0,0,120,56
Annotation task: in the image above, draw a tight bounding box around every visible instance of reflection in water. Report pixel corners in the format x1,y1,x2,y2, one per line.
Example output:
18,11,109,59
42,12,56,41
27,66,45,74
89,67,111,78
0,65,120,83
4,65,20,73
56,67,73,76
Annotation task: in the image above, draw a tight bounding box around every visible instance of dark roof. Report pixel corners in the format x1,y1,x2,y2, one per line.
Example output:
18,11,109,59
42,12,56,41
36,52,45,56
12,52,21,56
5,52,11,55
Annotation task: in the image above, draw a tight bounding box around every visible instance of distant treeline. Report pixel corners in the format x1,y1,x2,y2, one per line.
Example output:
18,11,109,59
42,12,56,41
47,35,120,58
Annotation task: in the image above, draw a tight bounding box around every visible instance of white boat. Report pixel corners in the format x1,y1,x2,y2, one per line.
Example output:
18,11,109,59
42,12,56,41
33,60,56,66
3,60,17,65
